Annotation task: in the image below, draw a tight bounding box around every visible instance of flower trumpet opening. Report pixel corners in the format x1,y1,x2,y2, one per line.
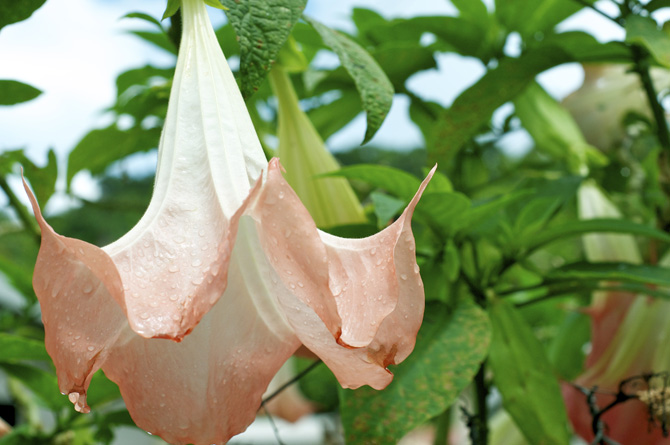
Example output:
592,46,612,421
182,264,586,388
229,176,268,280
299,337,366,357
24,0,434,443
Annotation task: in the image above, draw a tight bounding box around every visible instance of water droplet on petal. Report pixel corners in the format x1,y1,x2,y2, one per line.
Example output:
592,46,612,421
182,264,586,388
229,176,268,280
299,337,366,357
173,236,185,244
278,191,285,199
168,264,179,273
191,259,202,267
400,274,408,280
87,346,95,352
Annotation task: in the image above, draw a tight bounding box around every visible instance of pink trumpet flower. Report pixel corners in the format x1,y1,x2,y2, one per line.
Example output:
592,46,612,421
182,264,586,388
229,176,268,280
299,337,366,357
562,181,670,444
22,0,433,444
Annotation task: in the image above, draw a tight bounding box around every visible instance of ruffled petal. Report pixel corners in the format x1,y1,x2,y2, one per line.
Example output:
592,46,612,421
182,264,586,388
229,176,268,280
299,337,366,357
102,240,301,445
249,159,434,389
24,179,130,413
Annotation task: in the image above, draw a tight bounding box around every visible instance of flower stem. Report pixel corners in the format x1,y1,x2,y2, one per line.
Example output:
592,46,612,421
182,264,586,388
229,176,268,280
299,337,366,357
0,175,40,245
631,46,670,152
432,407,451,445
473,362,489,445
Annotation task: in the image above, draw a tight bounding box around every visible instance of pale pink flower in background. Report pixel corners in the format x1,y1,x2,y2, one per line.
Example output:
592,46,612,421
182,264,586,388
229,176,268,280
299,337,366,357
562,181,670,444
23,0,433,443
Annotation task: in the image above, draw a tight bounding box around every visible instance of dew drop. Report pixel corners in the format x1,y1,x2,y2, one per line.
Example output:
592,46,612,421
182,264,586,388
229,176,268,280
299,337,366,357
140,313,149,320
376,259,383,266
297,281,304,288
169,295,178,301
87,346,95,352
191,259,202,267
370,247,377,255
173,236,185,244
400,274,408,280
278,191,285,199
377,295,383,301
289,283,296,289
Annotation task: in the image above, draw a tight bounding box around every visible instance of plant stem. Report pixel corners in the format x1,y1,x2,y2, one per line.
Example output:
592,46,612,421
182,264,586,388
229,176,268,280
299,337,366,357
473,362,489,445
432,408,451,445
631,46,670,152
0,175,41,245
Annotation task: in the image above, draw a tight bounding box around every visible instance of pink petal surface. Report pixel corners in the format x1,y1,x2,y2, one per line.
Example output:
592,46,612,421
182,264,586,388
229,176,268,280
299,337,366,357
250,160,434,389
24,178,129,413
562,382,670,444
103,256,300,445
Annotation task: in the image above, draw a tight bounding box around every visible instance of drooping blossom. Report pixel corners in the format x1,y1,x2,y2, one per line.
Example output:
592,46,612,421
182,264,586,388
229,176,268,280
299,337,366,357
562,180,670,444
23,0,433,444
268,64,367,228
563,64,670,151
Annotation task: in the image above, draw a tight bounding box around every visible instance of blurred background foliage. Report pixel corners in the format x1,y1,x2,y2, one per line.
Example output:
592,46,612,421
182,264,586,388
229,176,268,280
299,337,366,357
3,0,670,444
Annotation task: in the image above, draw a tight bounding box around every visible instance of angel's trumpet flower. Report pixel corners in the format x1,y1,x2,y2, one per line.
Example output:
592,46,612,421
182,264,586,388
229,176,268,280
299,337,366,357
563,64,670,151
562,181,670,444
23,1,433,444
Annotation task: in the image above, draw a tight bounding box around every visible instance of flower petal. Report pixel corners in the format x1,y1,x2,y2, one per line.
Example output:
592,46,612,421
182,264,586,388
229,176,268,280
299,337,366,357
249,159,434,389
100,0,268,340
23,178,129,413
102,242,301,445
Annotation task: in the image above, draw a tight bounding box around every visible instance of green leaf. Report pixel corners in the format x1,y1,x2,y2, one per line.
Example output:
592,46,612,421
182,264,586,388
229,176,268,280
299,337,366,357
67,125,161,186
1,363,68,410
0,333,49,363
646,0,670,13
162,0,180,20
429,47,571,162
0,80,42,105
452,0,489,22
525,219,670,252
548,311,590,380
494,0,588,38
122,12,164,31
415,192,471,237
204,0,227,10
0,0,46,32
488,299,571,445
540,31,631,63
626,15,670,67
339,299,490,444
128,30,177,54
326,164,422,201
307,89,362,141
548,262,670,287
305,16,394,144
221,0,307,99
0,148,58,206
370,191,406,228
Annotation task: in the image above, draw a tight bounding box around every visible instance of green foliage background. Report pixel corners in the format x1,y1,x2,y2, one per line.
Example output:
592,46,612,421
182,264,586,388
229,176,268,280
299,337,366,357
2,0,670,444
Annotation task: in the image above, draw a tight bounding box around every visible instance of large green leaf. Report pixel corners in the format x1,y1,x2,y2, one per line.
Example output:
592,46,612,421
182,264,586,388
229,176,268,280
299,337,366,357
222,0,307,99
0,0,46,32
326,164,421,201
429,47,571,162
488,299,570,445
548,262,670,287
339,299,490,444
0,333,49,363
524,218,670,252
305,16,394,144
626,15,670,68
0,80,41,105
0,148,58,205
1,363,68,410
548,311,590,381
494,0,588,38
67,125,161,186
540,31,630,63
